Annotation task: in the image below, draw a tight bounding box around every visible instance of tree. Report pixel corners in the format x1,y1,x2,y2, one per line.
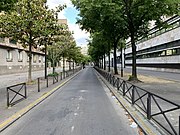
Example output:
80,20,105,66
0,0,17,12
88,32,110,70
0,0,64,82
72,0,127,74
117,0,179,81
73,0,179,80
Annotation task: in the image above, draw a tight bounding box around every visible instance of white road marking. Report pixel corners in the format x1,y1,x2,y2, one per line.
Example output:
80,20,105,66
71,126,75,132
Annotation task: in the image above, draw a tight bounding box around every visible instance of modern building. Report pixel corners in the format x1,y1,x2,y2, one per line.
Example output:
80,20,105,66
81,45,88,56
125,15,180,72
106,15,180,73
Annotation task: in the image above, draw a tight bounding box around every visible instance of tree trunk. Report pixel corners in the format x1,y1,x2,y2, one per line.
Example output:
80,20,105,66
28,44,32,82
44,43,47,79
113,42,118,74
104,54,106,70
63,54,65,78
108,44,111,72
120,47,123,77
53,66,55,74
69,61,71,71
131,32,137,80
73,61,75,73
52,60,55,74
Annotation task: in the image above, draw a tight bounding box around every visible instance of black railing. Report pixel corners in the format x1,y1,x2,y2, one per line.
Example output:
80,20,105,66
37,67,82,92
6,67,82,106
95,67,180,135
7,83,27,107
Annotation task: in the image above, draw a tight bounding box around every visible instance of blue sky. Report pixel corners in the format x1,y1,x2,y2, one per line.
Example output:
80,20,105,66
64,7,79,24
46,0,89,47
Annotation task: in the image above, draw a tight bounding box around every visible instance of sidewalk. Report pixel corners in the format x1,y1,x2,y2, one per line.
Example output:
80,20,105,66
121,71,180,104
0,67,68,89
103,67,180,135
0,68,81,131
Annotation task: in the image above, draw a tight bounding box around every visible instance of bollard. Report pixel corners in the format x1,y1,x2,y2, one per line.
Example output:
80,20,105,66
7,88,9,107
179,116,180,135
123,81,125,96
117,78,120,90
38,78,40,92
132,86,135,105
147,94,151,120
60,72,62,80
25,83,27,98
46,76,49,87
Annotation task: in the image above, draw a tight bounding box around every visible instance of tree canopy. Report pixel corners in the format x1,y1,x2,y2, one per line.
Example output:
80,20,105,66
72,0,179,80
0,0,65,82
0,0,18,12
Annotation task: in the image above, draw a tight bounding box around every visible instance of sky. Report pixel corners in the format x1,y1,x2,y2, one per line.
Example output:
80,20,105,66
46,0,90,47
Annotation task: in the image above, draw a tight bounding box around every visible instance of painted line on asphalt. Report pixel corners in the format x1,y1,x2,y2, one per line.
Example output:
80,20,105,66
0,70,81,132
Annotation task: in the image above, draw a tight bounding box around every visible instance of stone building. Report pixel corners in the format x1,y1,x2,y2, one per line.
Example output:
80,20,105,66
0,38,45,75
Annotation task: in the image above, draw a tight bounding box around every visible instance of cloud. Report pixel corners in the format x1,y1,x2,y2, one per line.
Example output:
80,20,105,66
46,0,90,46
68,23,90,46
46,0,73,9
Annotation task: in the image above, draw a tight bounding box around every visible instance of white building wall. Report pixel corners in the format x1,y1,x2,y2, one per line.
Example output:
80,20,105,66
126,27,180,54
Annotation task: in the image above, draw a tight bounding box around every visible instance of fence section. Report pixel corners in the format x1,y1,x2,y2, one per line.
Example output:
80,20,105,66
6,67,82,107
7,83,27,107
95,67,180,135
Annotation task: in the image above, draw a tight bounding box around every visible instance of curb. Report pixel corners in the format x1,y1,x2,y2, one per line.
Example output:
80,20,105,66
95,70,163,135
0,70,81,132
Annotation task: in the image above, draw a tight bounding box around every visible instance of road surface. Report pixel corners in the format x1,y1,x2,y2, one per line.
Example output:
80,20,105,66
1,67,138,135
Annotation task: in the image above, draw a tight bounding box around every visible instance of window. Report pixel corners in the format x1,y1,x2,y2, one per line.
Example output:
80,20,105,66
6,50,13,62
166,49,172,56
9,38,17,45
18,51,23,62
38,56,41,63
0,38,5,43
33,54,37,63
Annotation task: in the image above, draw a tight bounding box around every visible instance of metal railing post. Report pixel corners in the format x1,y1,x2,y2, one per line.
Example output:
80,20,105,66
132,86,135,105
147,93,152,120
46,76,49,87
123,81,125,96
179,115,180,135
7,88,9,107
38,78,40,92
117,78,120,90
113,76,115,86
25,83,27,98
60,72,62,80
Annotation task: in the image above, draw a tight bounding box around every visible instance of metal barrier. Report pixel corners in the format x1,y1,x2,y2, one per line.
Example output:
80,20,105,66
95,67,180,135
6,67,82,107
7,83,27,107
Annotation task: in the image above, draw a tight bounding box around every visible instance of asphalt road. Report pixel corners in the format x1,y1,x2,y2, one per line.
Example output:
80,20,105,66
1,67,138,135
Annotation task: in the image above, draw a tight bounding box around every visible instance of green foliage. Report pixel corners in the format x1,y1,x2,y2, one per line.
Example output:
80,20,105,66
72,0,180,78
0,0,65,82
48,72,59,77
0,0,17,12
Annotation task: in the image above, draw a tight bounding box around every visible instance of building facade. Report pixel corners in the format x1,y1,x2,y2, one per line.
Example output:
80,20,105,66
125,15,180,72
0,38,45,75
105,16,180,73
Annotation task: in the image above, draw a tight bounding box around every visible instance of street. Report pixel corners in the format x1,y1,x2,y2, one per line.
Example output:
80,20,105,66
1,67,138,135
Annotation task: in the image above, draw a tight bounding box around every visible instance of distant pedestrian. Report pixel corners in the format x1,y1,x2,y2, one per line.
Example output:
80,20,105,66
82,62,85,69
